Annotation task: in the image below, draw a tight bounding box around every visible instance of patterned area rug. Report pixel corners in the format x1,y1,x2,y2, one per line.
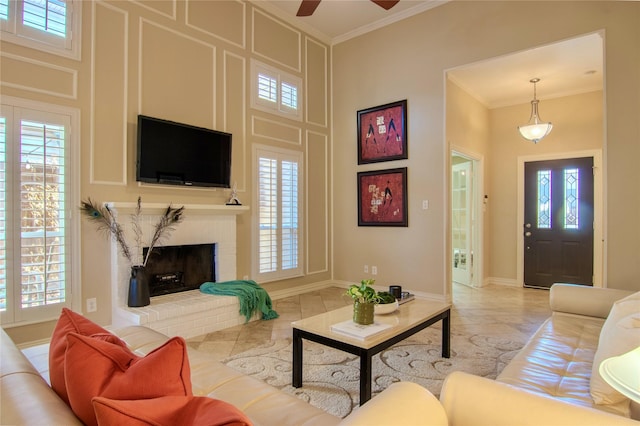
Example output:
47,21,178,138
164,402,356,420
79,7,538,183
221,327,525,418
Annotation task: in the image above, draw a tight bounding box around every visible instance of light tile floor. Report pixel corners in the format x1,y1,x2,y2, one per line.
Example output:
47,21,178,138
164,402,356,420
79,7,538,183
186,284,552,361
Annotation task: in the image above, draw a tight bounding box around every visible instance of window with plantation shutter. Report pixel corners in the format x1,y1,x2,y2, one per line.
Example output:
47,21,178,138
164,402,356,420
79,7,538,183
1,99,79,325
0,0,81,60
254,145,302,281
251,60,302,121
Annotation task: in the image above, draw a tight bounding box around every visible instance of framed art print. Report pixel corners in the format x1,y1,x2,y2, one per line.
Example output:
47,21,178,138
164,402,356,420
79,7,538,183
357,100,407,164
358,167,408,227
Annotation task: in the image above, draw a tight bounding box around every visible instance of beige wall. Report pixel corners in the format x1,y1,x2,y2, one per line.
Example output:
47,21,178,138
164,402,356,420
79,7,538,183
1,0,332,341
446,79,491,288
332,1,640,299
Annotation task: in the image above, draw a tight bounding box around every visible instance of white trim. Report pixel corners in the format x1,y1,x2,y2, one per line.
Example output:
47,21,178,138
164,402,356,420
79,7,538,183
516,149,603,288
90,1,128,186
0,52,78,99
304,36,328,128
250,8,302,73
185,0,246,49
223,51,247,192
305,130,329,275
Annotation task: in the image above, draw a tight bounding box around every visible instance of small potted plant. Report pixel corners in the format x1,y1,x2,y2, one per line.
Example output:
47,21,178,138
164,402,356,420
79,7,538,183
345,279,382,325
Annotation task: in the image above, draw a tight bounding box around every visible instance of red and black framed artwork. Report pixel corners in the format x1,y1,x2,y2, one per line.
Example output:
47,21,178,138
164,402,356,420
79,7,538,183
357,100,407,164
357,167,408,227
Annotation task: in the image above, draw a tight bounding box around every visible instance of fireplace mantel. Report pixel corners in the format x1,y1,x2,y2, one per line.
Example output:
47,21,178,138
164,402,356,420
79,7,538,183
106,202,249,216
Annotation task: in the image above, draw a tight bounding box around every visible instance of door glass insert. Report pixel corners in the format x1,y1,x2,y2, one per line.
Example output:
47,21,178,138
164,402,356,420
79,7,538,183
564,168,579,229
537,170,551,229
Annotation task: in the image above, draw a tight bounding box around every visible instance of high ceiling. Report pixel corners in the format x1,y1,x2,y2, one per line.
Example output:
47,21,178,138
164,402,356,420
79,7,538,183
255,0,604,108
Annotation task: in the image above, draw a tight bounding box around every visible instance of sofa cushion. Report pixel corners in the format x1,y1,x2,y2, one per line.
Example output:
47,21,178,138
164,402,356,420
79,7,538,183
49,308,127,404
591,291,640,407
65,333,192,426
92,395,252,426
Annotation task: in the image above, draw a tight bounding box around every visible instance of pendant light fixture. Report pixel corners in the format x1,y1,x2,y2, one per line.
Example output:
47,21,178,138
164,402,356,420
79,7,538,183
518,78,553,144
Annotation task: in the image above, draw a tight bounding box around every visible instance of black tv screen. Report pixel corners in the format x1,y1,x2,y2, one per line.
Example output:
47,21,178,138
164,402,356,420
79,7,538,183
136,115,232,188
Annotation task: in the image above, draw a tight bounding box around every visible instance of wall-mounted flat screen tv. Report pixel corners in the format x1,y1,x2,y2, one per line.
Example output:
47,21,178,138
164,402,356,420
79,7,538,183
136,115,232,188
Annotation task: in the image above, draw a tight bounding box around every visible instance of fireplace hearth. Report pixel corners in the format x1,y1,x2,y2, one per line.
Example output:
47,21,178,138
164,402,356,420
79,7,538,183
143,243,216,297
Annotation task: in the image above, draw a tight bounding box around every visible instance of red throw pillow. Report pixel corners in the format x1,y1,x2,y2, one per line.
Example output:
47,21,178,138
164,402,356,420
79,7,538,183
65,333,193,426
49,307,126,404
92,395,253,426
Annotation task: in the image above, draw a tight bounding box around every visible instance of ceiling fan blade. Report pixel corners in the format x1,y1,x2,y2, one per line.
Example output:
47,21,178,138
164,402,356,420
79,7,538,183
371,0,400,10
297,0,321,16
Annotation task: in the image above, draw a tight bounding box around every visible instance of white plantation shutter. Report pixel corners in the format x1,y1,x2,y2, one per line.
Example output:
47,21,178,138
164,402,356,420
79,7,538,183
254,146,302,281
23,0,66,37
1,101,76,324
19,120,66,308
1,0,79,59
258,73,277,104
0,115,7,313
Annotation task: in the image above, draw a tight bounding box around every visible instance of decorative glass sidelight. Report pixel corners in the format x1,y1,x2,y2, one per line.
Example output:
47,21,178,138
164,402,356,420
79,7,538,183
564,168,579,229
537,170,551,229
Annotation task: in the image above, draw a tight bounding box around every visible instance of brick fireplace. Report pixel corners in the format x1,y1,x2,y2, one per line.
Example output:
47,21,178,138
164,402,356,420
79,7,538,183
109,202,250,338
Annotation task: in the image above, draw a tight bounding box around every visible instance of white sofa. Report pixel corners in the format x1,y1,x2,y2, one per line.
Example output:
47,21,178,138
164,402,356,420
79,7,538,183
436,283,640,426
1,323,444,425
2,283,638,425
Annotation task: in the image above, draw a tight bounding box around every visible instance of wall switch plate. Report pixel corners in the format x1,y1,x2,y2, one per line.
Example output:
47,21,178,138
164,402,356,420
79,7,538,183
422,200,429,210
86,298,97,313
371,266,378,275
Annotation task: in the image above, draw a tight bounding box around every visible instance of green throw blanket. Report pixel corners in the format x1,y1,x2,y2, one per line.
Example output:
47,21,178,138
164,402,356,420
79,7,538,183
200,280,279,322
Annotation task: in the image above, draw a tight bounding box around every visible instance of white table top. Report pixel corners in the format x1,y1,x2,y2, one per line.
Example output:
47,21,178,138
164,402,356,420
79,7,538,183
291,298,451,349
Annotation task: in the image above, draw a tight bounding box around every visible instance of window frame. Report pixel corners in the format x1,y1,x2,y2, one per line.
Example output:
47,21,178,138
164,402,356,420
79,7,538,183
250,59,303,122
0,0,81,61
252,144,303,282
0,96,80,326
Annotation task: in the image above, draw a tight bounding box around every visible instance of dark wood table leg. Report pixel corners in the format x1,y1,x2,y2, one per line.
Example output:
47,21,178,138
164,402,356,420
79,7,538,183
292,328,303,387
442,309,451,358
359,351,373,404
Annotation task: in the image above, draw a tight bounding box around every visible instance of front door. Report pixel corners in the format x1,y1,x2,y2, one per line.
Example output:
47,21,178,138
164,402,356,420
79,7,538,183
524,157,594,288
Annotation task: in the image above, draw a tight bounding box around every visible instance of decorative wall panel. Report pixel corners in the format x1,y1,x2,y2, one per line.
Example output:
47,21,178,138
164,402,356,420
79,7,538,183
305,37,328,127
91,2,127,185
252,9,301,72
139,19,216,129
224,51,246,190
0,53,76,99
132,0,176,20
306,131,328,274
186,0,245,49
252,116,301,145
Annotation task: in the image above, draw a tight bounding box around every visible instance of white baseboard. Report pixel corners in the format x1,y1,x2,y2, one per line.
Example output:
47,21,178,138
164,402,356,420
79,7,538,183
485,277,520,287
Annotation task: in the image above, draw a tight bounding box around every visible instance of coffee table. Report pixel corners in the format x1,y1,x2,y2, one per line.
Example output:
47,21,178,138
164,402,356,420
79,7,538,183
291,299,451,404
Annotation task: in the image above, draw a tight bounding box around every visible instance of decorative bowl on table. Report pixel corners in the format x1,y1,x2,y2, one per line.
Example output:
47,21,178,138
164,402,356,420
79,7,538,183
375,300,399,315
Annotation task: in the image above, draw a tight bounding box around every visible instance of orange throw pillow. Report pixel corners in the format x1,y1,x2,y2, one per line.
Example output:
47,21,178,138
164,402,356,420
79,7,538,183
92,395,253,426
49,307,126,404
65,333,193,426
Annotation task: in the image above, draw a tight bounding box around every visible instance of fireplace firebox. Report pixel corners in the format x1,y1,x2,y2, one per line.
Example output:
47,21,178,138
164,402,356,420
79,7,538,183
142,243,216,297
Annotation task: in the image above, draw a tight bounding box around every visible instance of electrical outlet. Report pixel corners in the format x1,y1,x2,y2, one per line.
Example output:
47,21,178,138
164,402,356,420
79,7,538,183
364,265,369,273
371,266,378,275
86,298,97,313
422,200,429,210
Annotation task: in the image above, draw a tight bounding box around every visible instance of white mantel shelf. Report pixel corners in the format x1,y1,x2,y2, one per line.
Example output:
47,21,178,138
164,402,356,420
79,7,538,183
106,202,249,215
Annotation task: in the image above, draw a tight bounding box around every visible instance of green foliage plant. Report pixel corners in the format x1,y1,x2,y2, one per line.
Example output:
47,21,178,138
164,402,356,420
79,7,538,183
345,279,382,304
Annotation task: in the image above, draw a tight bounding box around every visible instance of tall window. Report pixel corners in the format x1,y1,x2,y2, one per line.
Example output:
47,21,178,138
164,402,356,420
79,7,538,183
0,0,81,60
254,145,303,282
1,99,78,325
251,60,302,121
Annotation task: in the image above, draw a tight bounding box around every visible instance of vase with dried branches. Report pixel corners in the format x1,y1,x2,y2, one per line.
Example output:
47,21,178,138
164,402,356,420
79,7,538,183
80,197,184,307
